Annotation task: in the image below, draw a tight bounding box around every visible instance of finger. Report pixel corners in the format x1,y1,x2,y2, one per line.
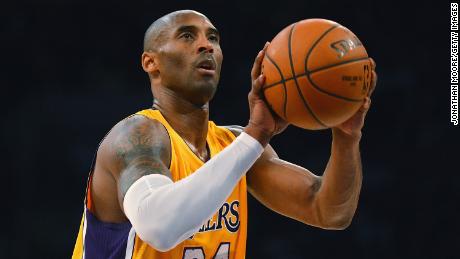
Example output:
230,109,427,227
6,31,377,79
368,70,377,97
251,74,266,96
363,97,371,109
358,97,371,113
251,42,270,80
369,57,376,70
263,41,270,51
251,50,264,80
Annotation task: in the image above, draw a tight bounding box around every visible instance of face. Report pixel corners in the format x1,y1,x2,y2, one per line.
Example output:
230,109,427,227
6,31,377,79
150,13,223,106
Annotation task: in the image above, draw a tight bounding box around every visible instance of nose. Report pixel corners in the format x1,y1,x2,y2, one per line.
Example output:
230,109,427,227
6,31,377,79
197,35,214,54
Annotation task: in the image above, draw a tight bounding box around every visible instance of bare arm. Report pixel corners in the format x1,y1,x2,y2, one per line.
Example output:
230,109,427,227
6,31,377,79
253,131,361,229
227,126,361,229
109,115,172,211
90,115,172,222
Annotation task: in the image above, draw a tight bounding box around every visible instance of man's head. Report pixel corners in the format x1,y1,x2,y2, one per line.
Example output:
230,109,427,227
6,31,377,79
142,10,223,106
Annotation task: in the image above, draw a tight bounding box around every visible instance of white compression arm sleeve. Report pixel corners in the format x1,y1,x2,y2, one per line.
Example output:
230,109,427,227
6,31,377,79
123,132,264,252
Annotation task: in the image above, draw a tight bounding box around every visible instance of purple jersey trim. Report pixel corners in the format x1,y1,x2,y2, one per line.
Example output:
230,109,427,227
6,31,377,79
84,209,133,259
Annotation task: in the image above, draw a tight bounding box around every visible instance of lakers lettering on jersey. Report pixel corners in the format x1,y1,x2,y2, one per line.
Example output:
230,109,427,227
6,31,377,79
72,109,247,259
197,200,240,234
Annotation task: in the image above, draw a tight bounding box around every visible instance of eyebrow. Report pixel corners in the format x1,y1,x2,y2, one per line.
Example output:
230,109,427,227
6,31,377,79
176,25,220,38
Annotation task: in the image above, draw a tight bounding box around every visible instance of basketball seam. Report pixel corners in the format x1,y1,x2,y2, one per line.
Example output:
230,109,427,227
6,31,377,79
308,56,370,74
288,23,328,128
305,25,365,103
263,72,307,89
264,53,288,119
304,24,339,72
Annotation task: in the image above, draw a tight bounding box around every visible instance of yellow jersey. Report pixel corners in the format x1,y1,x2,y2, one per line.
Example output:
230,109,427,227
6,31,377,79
73,109,247,259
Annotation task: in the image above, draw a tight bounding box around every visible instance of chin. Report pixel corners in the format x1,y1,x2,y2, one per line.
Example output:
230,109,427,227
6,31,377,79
191,82,218,105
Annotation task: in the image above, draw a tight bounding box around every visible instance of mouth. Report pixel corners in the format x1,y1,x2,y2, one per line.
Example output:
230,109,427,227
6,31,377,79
196,59,217,72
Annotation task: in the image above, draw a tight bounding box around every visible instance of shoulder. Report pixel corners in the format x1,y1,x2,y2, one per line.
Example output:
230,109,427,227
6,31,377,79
98,114,171,174
107,114,170,152
112,114,168,137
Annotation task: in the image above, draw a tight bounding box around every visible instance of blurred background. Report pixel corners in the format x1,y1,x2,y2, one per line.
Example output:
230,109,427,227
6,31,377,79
1,0,458,258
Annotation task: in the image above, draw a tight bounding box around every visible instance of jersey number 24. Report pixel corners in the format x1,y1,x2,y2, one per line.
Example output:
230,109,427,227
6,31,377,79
183,242,230,259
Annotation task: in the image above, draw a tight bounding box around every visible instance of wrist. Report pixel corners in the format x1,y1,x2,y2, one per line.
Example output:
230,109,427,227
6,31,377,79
244,124,272,147
332,128,361,148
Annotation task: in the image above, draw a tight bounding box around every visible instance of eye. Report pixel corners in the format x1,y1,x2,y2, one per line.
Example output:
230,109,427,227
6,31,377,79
208,34,219,43
180,32,194,40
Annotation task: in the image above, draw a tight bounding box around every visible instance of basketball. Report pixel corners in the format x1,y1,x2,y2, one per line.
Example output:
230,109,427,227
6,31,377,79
262,19,371,130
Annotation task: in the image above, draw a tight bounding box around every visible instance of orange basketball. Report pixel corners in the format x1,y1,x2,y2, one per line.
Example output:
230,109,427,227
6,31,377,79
262,19,371,130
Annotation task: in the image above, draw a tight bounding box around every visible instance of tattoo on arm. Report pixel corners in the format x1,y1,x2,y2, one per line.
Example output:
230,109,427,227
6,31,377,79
112,117,172,198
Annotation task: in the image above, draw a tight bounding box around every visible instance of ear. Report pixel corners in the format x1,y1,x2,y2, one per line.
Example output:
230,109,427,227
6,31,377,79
141,51,159,75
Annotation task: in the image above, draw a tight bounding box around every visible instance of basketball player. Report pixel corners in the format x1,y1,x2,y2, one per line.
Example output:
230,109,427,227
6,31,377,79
73,10,377,259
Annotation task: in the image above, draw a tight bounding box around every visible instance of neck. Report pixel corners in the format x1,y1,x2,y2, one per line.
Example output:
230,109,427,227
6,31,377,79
152,87,210,160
